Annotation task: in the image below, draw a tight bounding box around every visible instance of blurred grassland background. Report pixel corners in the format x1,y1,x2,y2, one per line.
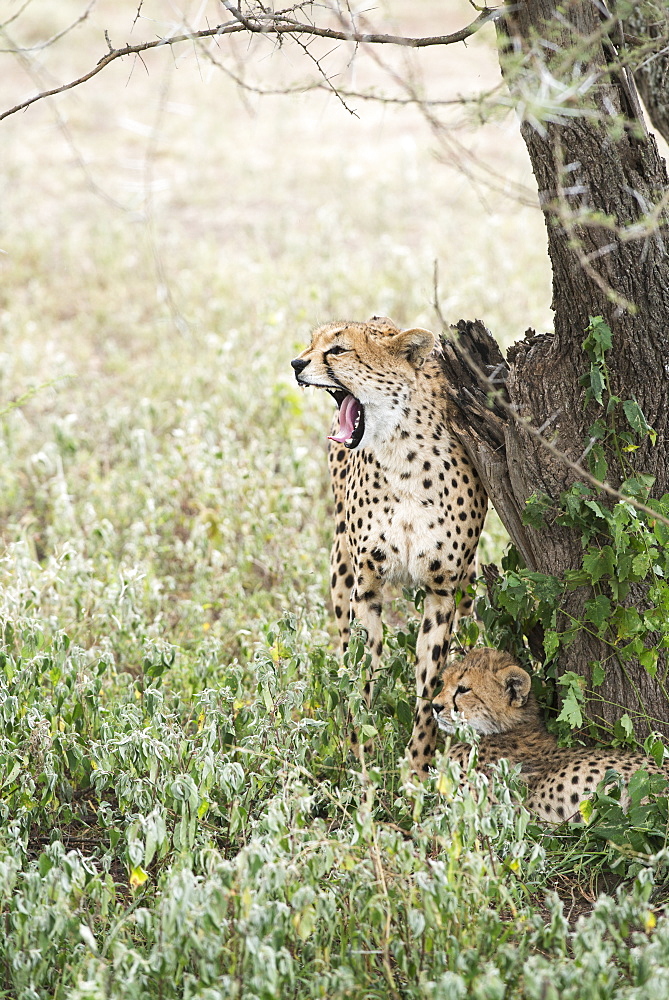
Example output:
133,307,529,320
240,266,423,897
0,0,552,665
7,3,652,998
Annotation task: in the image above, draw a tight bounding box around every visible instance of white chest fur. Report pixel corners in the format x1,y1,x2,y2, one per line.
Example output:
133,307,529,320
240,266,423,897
344,427,472,591
371,497,445,586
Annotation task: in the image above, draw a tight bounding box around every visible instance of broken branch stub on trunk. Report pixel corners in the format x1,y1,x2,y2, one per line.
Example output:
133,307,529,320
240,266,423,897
437,319,541,574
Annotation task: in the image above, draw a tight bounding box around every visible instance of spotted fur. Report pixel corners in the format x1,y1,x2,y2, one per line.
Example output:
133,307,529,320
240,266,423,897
432,648,668,822
291,317,487,774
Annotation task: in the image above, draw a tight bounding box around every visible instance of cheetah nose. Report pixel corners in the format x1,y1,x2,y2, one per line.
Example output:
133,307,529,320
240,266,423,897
431,702,443,715
291,358,309,374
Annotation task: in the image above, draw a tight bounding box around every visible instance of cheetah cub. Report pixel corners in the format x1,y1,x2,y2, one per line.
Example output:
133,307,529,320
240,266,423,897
291,316,487,774
432,648,667,823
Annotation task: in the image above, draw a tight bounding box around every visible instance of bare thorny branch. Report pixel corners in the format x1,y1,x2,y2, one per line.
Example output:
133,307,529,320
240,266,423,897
0,3,500,123
2,1,660,225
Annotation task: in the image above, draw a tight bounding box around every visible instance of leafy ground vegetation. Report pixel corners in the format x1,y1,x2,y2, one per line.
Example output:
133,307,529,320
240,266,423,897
1,1,669,997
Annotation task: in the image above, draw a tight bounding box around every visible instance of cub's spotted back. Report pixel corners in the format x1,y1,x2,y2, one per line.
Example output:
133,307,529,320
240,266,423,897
291,316,487,773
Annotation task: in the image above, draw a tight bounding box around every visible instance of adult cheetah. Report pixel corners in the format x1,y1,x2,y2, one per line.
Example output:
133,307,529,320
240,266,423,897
291,316,487,774
432,648,668,822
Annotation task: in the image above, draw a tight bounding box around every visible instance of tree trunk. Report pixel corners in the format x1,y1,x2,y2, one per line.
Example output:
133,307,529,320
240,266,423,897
442,1,669,738
625,2,669,147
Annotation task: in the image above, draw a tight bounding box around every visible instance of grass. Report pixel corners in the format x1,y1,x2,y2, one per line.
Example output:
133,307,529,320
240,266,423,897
1,2,669,997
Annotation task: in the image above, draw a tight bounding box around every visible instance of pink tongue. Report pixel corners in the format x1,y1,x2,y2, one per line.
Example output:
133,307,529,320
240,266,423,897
328,394,359,443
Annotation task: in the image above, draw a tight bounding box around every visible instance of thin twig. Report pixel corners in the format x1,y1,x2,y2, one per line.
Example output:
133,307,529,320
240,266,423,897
0,0,34,31
1,22,134,212
291,31,359,116
0,0,97,53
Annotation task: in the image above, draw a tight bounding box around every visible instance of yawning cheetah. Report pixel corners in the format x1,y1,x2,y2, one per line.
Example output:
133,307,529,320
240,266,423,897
291,316,487,773
432,648,668,822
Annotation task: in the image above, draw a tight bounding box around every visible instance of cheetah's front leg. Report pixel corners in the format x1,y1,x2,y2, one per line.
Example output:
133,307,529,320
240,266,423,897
330,526,384,755
330,530,354,654
350,566,384,696
408,592,456,775
344,565,384,757
328,438,353,653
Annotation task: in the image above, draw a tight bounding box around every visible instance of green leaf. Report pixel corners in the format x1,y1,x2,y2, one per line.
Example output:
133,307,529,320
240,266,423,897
543,630,560,663
564,569,592,589
38,853,53,877
613,606,643,639
644,736,666,767
614,713,634,741
589,366,605,405
639,648,658,677
522,492,553,530
589,444,608,482
588,417,608,440
584,595,611,631
619,637,644,662
650,497,669,545
622,399,656,444
556,689,583,729
620,474,655,500
627,768,651,808
582,316,613,359
557,672,585,729
501,546,524,572
610,503,633,549
583,499,609,522
582,545,615,584
613,552,632,585
591,661,606,687
396,700,413,728
631,549,657,579
261,684,275,712
525,572,564,603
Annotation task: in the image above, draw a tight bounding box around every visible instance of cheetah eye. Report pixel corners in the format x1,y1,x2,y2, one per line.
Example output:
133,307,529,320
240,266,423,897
455,685,470,696
326,345,350,356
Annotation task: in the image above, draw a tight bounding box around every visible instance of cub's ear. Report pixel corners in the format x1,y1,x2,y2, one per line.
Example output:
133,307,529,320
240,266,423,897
500,665,531,706
389,328,436,368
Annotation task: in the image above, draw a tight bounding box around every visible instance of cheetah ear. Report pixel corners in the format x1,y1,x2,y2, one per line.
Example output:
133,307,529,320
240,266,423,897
389,328,436,368
500,665,531,706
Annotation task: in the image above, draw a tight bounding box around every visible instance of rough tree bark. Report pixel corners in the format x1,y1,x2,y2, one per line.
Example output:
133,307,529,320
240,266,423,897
440,1,669,738
625,1,669,146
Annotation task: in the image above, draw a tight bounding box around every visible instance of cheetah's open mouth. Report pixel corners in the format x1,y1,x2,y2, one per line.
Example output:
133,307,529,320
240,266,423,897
327,389,365,449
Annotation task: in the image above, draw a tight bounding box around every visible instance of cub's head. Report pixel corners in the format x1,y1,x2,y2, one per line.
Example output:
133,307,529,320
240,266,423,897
432,648,539,736
290,317,436,450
